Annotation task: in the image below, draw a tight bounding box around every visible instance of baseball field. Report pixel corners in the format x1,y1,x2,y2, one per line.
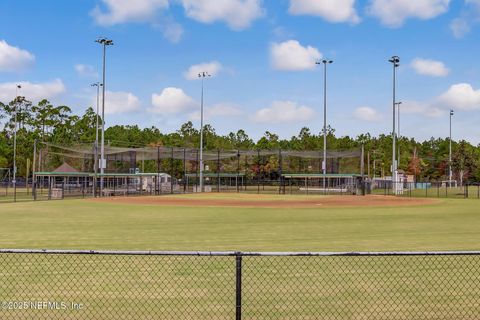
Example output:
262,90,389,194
1,194,480,319
0,193,479,251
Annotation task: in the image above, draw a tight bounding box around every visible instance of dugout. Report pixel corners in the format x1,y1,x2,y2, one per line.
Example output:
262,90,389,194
185,173,245,192
282,173,366,195
33,171,179,200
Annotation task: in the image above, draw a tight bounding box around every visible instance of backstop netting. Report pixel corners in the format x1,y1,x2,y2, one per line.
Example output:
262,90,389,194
33,141,364,198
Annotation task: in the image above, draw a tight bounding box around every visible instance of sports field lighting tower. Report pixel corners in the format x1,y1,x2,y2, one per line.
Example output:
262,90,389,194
396,101,402,166
95,37,113,195
449,109,454,185
91,82,103,196
198,71,210,192
13,84,21,201
389,56,400,194
316,59,333,192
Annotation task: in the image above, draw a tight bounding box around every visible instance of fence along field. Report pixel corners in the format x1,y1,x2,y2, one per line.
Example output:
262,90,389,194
1,250,479,320
25,141,366,201
3,140,480,202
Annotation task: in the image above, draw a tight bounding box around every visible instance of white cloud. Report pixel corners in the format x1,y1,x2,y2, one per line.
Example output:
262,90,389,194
75,64,98,78
0,79,65,102
353,107,382,122
270,40,322,71
272,26,294,39
253,101,315,123
399,83,480,118
411,58,449,77
401,101,444,117
91,0,169,25
163,21,184,43
367,0,450,27
450,18,470,38
189,102,243,120
92,0,183,43
184,61,223,80
449,0,480,39
0,40,35,72
437,83,480,110
149,87,198,114
289,0,360,24
99,91,141,114
180,0,264,30
91,0,263,38
207,103,243,117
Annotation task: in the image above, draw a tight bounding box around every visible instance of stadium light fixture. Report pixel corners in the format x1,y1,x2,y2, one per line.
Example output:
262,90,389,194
95,37,113,196
316,59,333,192
389,56,400,194
198,71,211,192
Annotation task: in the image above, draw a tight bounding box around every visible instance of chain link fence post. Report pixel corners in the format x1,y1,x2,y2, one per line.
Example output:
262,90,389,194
235,252,243,320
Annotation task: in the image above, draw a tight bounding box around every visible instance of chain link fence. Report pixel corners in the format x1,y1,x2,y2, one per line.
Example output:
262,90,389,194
1,250,480,319
371,181,480,199
4,170,480,203
0,179,33,204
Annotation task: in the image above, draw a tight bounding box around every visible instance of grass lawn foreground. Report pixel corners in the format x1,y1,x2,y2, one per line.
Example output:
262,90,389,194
0,194,479,251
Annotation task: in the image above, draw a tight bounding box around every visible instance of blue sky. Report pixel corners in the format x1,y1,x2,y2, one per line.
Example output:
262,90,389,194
1,0,480,143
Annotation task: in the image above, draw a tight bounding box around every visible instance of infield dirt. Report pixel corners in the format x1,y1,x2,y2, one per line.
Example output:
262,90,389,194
90,194,439,209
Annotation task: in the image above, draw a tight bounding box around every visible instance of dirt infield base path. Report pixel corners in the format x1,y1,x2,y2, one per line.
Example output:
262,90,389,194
91,194,439,209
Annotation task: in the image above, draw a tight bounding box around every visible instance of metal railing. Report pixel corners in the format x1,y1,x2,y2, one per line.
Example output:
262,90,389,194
1,249,480,319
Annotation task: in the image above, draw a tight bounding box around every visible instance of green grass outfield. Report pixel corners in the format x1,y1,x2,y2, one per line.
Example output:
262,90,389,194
0,193,479,251
1,194,480,319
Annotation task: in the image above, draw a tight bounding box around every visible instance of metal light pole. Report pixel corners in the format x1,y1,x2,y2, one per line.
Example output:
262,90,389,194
316,59,333,192
198,71,210,192
389,56,400,194
95,38,113,196
13,84,21,201
449,109,454,185
91,82,103,196
396,101,402,168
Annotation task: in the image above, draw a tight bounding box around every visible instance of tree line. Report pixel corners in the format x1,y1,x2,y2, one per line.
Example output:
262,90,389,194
1,98,480,182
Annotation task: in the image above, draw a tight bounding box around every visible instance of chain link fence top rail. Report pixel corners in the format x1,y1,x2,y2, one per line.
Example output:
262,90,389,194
1,250,480,319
